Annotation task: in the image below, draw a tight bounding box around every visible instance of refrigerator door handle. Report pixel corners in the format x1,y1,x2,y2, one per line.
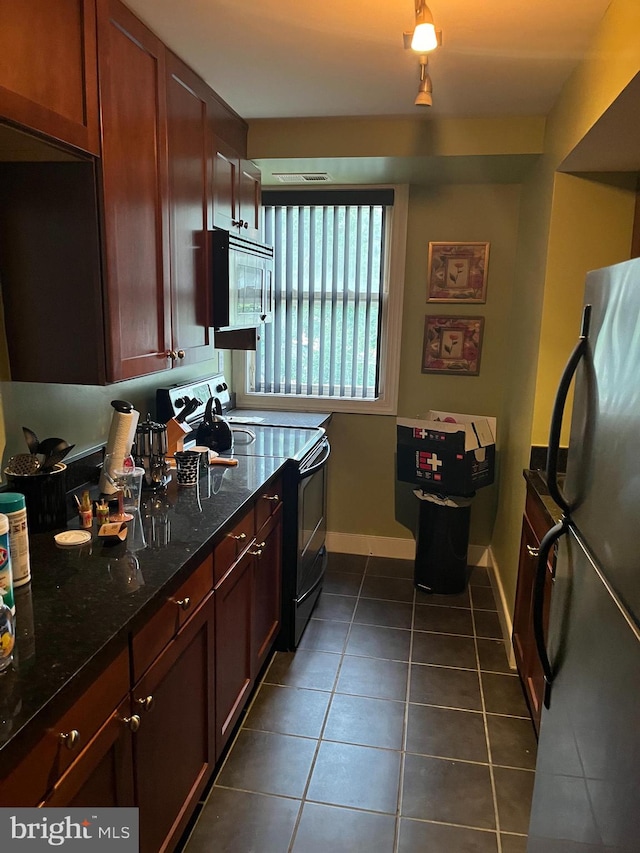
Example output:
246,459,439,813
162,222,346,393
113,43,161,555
533,518,568,708
546,304,591,513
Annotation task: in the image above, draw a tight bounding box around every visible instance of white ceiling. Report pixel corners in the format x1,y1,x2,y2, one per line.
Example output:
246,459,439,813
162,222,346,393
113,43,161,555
125,0,612,120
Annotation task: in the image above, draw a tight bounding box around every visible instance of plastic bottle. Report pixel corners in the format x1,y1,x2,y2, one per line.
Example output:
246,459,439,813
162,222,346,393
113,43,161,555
0,593,16,673
0,513,15,615
0,493,31,587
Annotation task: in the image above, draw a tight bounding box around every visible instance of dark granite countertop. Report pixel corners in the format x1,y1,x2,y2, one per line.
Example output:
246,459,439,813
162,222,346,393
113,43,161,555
0,454,287,773
523,468,564,525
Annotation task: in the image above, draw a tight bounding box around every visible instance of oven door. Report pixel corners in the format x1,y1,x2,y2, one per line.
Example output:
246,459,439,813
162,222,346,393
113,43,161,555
297,437,330,592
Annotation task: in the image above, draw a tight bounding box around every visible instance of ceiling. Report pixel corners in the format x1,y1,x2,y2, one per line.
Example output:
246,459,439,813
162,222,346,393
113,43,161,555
125,0,612,120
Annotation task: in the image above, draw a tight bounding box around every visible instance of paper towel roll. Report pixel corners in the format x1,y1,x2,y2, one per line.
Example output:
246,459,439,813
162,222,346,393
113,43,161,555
99,401,140,495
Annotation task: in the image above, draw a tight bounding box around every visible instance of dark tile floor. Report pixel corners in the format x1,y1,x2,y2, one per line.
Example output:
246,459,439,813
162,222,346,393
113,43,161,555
181,553,536,853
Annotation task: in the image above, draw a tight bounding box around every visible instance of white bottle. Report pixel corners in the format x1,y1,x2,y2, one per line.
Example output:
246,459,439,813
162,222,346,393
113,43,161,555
0,493,30,587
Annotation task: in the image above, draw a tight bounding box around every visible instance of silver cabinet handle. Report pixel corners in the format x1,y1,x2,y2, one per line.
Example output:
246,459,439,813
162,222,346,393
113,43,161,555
230,532,247,541
135,695,154,713
172,596,191,611
123,714,141,733
262,494,279,502
59,729,81,750
526,545,540,557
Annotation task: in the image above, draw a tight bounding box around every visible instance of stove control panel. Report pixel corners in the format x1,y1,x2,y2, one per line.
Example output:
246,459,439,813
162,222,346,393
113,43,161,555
156,374,231,426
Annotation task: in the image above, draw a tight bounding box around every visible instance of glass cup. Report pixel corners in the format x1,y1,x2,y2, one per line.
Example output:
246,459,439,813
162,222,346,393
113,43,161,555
122,467,145,515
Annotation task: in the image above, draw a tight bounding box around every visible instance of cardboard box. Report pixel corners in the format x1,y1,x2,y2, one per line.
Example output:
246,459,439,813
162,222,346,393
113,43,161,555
397,411,496,496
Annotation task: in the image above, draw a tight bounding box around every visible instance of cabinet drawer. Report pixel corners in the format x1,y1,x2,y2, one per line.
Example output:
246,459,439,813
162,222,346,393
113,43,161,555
0,646,129,806
41,695,135,808
255,479,282,533
132,554,214,682
214,509,255,585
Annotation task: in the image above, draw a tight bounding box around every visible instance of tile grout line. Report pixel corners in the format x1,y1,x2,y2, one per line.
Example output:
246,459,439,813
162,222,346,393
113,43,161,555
287,554,367,852
393,576,418,853
470,582,504,853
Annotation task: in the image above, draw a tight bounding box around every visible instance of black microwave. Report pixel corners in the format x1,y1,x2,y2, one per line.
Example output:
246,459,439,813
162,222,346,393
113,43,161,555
210,229,274,330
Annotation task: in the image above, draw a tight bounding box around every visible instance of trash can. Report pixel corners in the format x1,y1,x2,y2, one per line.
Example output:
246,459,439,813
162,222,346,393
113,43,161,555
413,490,473,594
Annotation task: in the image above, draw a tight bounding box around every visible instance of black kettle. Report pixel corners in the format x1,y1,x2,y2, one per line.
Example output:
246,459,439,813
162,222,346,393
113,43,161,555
195,397,233,452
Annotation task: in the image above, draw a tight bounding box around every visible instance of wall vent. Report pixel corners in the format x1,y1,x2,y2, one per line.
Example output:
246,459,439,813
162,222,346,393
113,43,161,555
272,172,332,183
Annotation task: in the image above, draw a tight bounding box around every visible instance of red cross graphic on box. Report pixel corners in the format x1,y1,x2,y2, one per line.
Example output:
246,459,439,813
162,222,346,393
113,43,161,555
417,451,443,473
413,428,429,439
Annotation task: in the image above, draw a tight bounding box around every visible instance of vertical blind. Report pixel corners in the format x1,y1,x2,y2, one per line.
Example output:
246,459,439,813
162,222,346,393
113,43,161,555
253,190,392,399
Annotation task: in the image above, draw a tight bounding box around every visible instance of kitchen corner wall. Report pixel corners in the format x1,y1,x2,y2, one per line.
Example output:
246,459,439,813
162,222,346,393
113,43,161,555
327,182,523,549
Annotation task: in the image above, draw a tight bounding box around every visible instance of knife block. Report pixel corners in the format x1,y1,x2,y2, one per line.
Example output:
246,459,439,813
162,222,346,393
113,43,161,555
166,418,191,459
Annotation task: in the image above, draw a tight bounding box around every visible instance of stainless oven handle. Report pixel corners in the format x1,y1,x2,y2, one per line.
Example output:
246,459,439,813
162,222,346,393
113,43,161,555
299,438,331,480
296,569,326,606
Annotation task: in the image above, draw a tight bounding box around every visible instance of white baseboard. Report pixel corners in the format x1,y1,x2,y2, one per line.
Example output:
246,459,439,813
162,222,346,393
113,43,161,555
486,546,517,671
325,532,490,567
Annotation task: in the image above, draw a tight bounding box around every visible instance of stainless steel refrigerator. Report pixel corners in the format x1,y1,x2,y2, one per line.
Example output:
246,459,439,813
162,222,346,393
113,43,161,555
527,257,640,852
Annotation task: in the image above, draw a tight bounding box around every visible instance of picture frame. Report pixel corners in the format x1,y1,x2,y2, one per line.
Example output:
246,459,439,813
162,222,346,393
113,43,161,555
422,315,485,375
427,242,490,303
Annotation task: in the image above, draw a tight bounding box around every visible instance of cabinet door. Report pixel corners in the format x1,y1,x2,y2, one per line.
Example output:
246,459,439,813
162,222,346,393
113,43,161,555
239,159,262,241
0,0,99,154
215,550,254,757
97,0,172,381
252,506,282,675
512,511,553,734
212,136,240,234
41,697,135,808
134,594,216,853
0,647,130,806
165,51,214,367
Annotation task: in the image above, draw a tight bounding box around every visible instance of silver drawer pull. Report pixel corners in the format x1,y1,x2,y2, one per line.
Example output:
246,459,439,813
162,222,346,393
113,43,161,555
262,494,279,502
249,548,263,557
526,545,540,557
59,729,81,750
173,596,191,611
230,532,247,541
136,695,154,713
123,714,141,733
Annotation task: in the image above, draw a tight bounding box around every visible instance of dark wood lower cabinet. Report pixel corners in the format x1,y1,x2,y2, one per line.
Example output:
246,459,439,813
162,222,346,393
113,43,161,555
42,696,135,808
134,594,215,853
0,486,284,852
214,551,254,758
252,506,282,676
512,485,555,734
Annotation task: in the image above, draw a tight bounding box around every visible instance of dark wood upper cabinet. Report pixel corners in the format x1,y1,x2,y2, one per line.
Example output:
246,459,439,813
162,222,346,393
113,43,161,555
0,0,99,154
0,0,261,383
210,99,262,242
165,51,214,367
97,0,173,381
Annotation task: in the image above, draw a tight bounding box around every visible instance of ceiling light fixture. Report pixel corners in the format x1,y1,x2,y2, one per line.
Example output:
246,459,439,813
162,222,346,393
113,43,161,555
414,55,432,106
411,1,438,52
403,2,441,107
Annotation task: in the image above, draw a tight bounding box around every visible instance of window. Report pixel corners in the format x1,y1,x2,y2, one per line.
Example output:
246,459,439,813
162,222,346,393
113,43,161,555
233,185,408,415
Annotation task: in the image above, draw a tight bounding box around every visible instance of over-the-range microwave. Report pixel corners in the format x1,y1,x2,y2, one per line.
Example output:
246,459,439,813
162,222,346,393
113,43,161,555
210,228,274,330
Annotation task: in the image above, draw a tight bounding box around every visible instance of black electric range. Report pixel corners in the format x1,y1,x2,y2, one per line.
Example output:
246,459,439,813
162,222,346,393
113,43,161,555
156,375,325,462
156,374,331,649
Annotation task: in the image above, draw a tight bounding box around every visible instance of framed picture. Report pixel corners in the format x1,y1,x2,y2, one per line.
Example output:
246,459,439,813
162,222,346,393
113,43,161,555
427,242,490,303
422,315,485,375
